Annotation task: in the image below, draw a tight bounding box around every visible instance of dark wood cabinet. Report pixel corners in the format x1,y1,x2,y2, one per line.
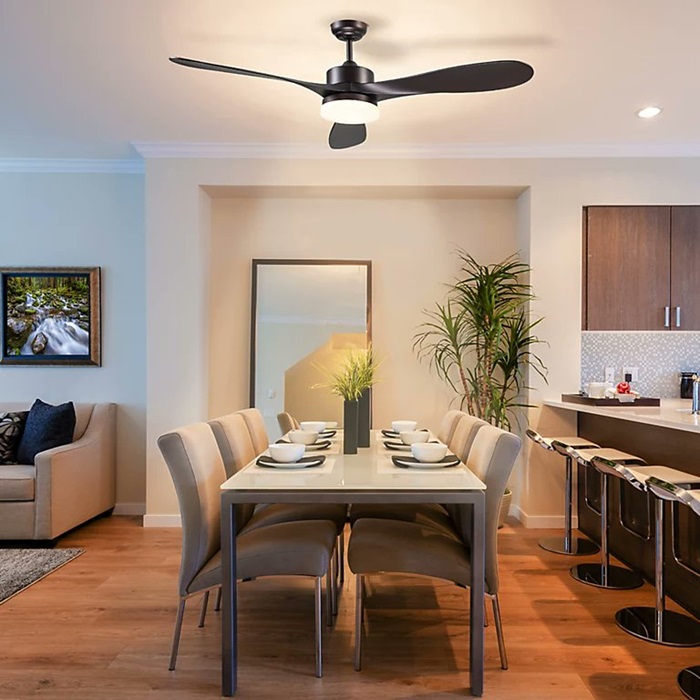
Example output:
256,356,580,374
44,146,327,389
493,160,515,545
583,205,700,330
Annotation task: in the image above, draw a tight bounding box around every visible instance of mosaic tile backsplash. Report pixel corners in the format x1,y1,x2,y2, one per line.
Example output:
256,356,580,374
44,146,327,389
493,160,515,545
581,331,700,398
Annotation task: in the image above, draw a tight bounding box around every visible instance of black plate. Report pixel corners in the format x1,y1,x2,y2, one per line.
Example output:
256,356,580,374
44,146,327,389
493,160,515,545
391,454,461,469
256,454,326,469
276,438,332,451
382,428,428,438
384,440,412,451
319,429,337,438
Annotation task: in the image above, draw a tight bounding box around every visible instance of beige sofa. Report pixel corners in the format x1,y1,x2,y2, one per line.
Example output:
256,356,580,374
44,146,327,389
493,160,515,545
0,402,116,540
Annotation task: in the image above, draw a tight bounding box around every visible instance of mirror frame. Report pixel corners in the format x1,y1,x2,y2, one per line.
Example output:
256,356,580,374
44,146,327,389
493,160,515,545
249,259,372,408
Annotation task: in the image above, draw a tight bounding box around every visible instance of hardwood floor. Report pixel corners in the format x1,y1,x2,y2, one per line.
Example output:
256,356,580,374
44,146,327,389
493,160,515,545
0,516,696,699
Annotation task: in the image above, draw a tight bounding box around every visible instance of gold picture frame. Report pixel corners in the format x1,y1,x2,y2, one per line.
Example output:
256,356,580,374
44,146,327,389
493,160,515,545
1,267,101,366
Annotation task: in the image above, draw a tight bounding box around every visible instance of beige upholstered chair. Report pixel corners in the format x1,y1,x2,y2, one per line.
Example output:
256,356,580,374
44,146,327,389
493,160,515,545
436,409,466,444
348,424,521,672
277,411,300,434
449,413,489,462
210,412,348,601
0,402,116,540
349,412,487,528
238,407,269,455
158,422,337,676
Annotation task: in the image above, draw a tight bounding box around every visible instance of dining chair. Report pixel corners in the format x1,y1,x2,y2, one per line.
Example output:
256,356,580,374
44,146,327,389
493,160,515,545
277,411,300,434
238,407,269,455
158,421,337,676
348,424,521,672
436,409,466,444
210,412,348,602
349,413,488,530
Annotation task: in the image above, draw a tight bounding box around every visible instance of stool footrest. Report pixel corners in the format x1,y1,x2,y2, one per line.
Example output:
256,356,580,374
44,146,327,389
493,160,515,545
678,665,700,700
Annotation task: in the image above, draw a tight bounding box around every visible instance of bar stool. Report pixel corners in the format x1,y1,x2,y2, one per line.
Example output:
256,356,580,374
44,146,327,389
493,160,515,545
644,481,700,697
525,429,600,555
567,448,646,589
608,465,700,646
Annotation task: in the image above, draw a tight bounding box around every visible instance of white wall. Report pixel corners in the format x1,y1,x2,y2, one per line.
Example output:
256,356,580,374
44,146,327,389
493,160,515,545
0,172,146,511
143,157,700,525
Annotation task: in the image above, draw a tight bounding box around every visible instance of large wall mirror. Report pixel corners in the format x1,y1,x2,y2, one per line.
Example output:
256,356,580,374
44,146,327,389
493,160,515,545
250,259,372,438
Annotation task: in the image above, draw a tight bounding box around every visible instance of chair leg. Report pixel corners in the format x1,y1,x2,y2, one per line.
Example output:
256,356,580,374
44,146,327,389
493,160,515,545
198,590,210,628
326,562,334,626
338,531,345,585
169,598,186,671
315,576,323,678
214,587,222,612
484,598,489,627
354,574,364,671
492,593,508,670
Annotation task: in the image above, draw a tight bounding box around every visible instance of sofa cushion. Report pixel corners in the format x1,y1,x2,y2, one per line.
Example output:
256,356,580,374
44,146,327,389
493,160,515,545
16,399,76,465
0,411,28,464
0,464,35,501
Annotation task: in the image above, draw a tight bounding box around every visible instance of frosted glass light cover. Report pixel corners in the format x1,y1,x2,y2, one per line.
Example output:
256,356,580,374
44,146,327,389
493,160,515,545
320,98,380,124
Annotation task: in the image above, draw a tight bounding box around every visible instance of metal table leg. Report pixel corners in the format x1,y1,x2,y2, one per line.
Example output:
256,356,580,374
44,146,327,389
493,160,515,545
222,498,238,696
468,493,485,696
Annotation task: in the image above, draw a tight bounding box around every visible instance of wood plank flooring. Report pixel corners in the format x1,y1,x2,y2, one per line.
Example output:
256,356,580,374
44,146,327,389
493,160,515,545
0,516,697,699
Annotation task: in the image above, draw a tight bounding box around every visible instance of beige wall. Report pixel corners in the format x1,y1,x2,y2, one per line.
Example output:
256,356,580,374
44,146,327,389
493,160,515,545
144,157,700,525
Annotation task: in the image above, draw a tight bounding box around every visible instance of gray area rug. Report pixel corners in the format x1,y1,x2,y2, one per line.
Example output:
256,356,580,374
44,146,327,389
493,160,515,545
0,548,83,604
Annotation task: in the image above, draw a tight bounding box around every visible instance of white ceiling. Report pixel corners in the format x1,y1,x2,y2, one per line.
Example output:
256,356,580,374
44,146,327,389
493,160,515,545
1,0,698,159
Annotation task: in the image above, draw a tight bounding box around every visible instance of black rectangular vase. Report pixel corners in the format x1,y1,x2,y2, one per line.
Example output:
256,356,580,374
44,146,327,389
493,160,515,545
358,388,371,448
343,399,359,454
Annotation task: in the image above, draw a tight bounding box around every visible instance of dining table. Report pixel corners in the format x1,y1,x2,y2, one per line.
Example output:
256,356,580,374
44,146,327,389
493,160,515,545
219,429,487,696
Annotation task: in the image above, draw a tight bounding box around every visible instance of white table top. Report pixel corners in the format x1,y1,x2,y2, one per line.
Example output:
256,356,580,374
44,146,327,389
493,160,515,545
221,431,486,493
544,397,700,434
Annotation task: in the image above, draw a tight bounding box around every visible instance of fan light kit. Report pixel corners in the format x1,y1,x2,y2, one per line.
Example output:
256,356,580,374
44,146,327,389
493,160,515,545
170,19,534,150
637,106,662,119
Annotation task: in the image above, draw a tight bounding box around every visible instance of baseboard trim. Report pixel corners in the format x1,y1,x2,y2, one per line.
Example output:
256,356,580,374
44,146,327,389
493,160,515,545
142,514,182,528
113,503,146,516
511,505,578,530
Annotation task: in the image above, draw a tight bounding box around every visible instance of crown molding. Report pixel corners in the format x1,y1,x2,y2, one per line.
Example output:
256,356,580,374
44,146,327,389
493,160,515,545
0,158,144,174
131,140,700,160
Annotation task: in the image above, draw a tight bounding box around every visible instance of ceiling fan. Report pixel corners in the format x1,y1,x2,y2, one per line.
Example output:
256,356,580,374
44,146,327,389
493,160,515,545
170,19,534,150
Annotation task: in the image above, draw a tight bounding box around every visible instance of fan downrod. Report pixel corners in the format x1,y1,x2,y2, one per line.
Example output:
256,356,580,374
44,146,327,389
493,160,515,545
330,19,368,43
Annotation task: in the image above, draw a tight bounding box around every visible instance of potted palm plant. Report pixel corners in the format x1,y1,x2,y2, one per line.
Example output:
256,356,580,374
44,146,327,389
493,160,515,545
413,249,547,525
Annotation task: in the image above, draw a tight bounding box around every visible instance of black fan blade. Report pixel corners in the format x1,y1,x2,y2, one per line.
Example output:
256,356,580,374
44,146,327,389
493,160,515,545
357,60,534,101
329,123,367,150
169,57,340,98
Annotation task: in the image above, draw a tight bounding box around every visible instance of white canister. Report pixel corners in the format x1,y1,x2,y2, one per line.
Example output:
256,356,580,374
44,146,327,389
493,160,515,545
587,382,607,398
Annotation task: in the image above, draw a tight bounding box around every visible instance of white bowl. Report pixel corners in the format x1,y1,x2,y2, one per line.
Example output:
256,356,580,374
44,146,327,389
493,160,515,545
392,420,418,433
411,442,448,463
288,429,319,445
325,421,338,430
300,421,327,433
268,443,305,463
400,430,430,445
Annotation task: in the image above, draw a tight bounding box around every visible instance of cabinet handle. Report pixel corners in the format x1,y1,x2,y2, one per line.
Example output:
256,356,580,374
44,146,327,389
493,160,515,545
676,306,681,328
664,306,670,328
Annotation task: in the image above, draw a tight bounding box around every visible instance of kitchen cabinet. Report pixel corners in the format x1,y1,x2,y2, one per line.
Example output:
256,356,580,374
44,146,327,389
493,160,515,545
583,205,700,330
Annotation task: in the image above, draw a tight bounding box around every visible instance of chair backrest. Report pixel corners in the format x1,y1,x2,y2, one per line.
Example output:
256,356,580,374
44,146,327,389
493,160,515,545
455,425,521,596
157,422,226,598
239,408,269,455
277,411,299,435
208,413,257,530
436,409,466,445
449,413,488,462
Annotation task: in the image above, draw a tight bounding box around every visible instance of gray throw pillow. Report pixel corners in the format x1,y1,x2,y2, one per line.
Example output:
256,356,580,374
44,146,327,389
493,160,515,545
16,399,76,465
0,411,28,464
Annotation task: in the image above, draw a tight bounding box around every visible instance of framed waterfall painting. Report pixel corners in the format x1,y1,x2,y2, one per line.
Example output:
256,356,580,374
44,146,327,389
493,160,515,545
0,267,101,366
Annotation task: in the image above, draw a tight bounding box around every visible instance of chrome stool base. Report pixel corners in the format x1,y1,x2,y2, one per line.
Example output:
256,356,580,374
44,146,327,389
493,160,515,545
616,607,700,647
678,665,700,700
570,563,644,589
538,536,599,556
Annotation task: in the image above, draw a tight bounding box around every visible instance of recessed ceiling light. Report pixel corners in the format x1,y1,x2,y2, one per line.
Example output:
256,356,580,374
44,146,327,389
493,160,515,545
637,106,662,119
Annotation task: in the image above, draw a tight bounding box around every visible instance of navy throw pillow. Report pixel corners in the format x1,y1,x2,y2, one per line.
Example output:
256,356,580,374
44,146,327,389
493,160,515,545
16,399,76,464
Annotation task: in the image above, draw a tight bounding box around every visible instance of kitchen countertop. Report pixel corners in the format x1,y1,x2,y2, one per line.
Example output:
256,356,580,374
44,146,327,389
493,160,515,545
543,397,700,434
